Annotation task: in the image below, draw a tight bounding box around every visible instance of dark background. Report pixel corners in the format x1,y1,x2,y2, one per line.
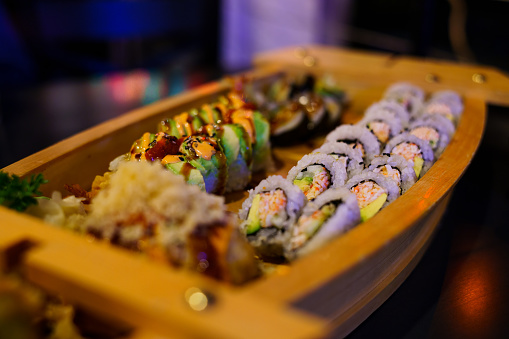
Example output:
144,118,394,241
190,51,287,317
1,1,508,338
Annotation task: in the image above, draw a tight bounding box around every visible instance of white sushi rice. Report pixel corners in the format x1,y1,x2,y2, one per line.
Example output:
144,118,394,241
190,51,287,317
287,152,348,191
383,133,435,178
286,187,360,260
312,141,365,179
325,124,381,164
368,154,417,194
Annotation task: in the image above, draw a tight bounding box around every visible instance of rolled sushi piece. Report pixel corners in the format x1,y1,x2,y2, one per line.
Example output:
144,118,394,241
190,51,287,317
346,170,401,222
383,82,425,118
179,134,228,194
325,124,381,164
356,108,404,145
287,187,361,260
364,100,411,128
287,153,347,201
216,93,273,172
214,124,253,192
312,141,364,179
429,89,463,108
368,154,417,194
420,91,464,124
383,133,435,179
314,73,346,126
384,81,425,102
267,99,308,146
408,113,456,158
239,175,307,261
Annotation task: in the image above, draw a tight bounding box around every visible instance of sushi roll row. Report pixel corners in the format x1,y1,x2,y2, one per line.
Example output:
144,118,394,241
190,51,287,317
238,81,463,262
243,73,348,146
108,85,273,195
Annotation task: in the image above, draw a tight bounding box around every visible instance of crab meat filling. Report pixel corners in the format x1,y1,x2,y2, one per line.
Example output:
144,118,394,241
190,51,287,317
373,164,401,184
410,127,440,150
244,189,289,235
367,121,390,143
424,102,454,121
291,202,337,250
343,140,365,157
351,180,386,209
392,142,424,178
293,165,331,200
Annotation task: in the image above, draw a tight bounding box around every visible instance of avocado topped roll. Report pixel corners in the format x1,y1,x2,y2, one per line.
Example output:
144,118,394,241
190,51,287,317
408,113,456,158
325,124,381,164
312,141,364,179
179,134,228,195
287,187,360,260
383,133,435,179
346,170,401,222
287,153,347,201
239,175,306,261
368,154,417,194
356,108,404,145
158,111,205,138
126,132,207,191
213,124,253,192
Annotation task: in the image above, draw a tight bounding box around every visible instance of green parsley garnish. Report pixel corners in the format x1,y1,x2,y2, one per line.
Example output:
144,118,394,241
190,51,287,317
0,171,48,212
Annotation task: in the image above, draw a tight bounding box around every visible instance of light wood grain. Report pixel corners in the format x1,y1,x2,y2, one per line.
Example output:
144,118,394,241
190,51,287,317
0,45,490,338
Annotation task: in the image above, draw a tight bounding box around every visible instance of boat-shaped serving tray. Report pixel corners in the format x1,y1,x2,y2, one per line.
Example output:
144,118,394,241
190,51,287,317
2,45,507,338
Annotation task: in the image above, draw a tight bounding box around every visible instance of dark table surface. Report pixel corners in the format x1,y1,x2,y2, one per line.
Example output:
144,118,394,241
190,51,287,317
1,72,508,339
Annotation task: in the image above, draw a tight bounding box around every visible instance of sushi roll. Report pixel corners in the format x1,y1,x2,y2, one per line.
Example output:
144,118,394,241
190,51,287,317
383,82,424,118
239,175,307,261
287,187,361,260
368,154,417,194
408,113,456,158
356,108,404,145
314,74,346,126
216,93,273,172
312,141,364,179
346,170,401,222
216,124,253,192
383,133,435,179
364,100,411,128
421,90,464,124
325,124,381,164
179,134,228,194
429,90,463,108
384,82,425,102
286,153,347,201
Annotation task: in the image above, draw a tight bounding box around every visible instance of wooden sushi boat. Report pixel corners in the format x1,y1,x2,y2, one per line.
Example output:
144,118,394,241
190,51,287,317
1,45,508,338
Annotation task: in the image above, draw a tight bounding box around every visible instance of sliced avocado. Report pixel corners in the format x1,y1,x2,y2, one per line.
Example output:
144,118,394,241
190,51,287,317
245,194,261,235
413,156,424,178
159,119,182,138
360,193,388,222
293,176,313,192
302,204,335,237
219,125,241,166
231,123,253,167
165,161,206,191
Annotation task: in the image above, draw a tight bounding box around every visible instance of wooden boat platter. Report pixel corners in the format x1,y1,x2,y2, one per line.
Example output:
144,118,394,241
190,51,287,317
2,45,507,338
